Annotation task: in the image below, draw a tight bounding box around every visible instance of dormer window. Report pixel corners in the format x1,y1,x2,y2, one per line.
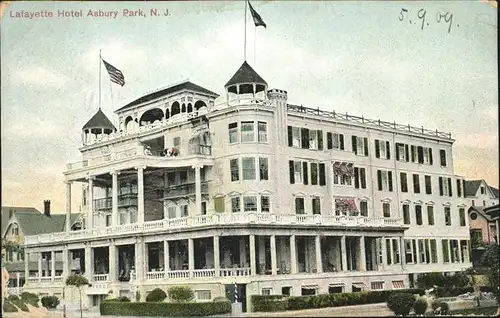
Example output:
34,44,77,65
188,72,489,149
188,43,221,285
480,186,486,195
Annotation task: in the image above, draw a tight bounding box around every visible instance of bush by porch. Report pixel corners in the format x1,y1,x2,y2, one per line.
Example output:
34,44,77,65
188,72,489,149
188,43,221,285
99,300,231,316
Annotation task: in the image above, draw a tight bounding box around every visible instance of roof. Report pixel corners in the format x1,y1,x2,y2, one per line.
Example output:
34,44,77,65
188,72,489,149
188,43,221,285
483,204,499,220
116,81,219,112
464,179,498,198
469,205,499,222
1,207,41,235
489,186,499,198
5,212,82,237
82,108,116,130
225,61,267,87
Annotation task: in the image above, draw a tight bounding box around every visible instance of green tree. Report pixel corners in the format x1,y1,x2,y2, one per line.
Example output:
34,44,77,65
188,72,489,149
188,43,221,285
65,275,90,318
479,244,499,304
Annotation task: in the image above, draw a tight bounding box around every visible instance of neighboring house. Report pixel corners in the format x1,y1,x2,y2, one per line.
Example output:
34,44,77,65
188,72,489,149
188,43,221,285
468,204,499,265
464,179,499,207
1,200,83,295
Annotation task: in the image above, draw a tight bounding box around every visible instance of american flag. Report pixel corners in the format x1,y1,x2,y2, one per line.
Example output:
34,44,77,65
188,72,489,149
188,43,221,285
102,59,125,87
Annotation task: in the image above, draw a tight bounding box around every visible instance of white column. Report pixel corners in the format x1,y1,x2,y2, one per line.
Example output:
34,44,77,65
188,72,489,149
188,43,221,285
188,238,194,277
415,239,420,263
290,235,297,274
389,239,394,265
214,236,220,277
381,237,388,268
164,241,170,272
137,167,144,223
249,235,256,275
134,238,144,281
87,177,94,229
193,165,202,215
496,220,500,245
16,272,20,289
38,253,42,281
109,241,116,282
62,247,69,278
448,240,452,263
270,235,277,275
359,236,366,271
315,235,323,273
51,251,56,281
85,245,92,282
24,251,29,284
65,182,72,232
341,236,348,272
400,237,406,269
239,237,247,267
111,171,119,227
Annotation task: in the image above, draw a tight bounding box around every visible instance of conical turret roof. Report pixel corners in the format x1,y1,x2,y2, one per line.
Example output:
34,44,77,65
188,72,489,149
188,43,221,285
225,61,267,87
82,108,116,130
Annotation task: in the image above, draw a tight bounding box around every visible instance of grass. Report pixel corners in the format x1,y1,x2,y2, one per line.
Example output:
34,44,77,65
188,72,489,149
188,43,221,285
448,306,498,316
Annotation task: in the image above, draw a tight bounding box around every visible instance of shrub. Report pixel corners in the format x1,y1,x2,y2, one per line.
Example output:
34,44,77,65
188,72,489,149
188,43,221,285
100,300,231,316
145,288,167,302
386,293,416,316
20,291,39,307
8,295,20,301
251,295,287,312
213,296,229,302
8,297,29,312
413,297,428,315
3,301,18,312
168,286,194,302
41,295,60,309
431,301,449,315
105,296,130,302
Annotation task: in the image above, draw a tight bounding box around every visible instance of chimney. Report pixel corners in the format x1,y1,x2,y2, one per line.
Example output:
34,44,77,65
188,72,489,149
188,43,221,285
43,200,51,217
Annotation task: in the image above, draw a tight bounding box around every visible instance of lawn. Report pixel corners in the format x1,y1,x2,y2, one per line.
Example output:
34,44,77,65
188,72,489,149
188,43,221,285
448,306,498,316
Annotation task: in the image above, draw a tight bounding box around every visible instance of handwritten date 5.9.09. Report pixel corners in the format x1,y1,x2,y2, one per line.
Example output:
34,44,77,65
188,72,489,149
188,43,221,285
399,8,457,33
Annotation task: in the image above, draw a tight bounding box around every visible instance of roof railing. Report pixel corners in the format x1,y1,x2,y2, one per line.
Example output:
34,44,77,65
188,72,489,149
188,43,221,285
287,104,452,140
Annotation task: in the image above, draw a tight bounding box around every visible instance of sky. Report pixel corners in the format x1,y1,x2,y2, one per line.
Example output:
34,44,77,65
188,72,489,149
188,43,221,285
1,1,498,213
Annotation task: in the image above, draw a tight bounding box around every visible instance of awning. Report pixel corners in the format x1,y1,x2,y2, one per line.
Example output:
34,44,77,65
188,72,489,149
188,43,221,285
352,282,367,289
329,283,345,287
392,280,405,289
333,162,354,177
335,198,359,216
302,285,318,290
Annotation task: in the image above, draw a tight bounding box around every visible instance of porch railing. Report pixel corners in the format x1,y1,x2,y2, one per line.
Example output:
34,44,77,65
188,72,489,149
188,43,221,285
192,269,216,278
93,274,110,282
146,271,165,280
167,270,190,279
220,267,251,277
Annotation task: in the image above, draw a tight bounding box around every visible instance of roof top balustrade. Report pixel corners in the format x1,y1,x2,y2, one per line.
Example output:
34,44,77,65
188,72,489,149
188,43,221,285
24,213,405,246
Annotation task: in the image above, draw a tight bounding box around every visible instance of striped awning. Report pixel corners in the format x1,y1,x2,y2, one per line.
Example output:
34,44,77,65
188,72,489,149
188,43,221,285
329,283,345,287
302,285,318,290
352,282,367,289
392,280,405,289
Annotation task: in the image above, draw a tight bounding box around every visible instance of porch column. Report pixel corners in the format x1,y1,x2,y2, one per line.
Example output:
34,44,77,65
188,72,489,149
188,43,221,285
270,235,277,275
137,167,144,224
249,234,256,275
341,236,348,272
65,181,72,232
214,236,220,277
24,251,29,284
290,235,298,274
415,239,420,264
448,240,452,263
164,241,170,273
37,253,42,282
193,164,202,215
400,237,406,270
109,241,117,282
111,171,119,227
62,247,69,278
87,177,94,229
188,238,194,277
134,238,144,281
359,236,366,271
315,235,323,273
51,251,56,281
381,237,388,268
84,245,92,282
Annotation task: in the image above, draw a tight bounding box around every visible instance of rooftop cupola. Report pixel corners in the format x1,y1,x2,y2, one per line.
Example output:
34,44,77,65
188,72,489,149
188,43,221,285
224,61,268,104
82,108,116,145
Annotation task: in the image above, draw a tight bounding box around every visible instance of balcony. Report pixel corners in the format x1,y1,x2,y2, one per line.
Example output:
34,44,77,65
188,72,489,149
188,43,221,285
162,182,208,199
24,213,404,245
94,194,138,211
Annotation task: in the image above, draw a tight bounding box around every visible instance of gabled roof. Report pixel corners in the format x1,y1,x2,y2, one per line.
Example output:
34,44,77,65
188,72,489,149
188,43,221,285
3,212,82,237
483,204,499,220
116,81,219,112
489,186,499,198
225,61,267,87
469,205,499,222
82,108,116,130
1,207,41,235
464,179,498,198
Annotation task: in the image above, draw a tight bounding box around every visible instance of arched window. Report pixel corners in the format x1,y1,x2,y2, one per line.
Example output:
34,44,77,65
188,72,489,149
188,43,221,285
165,108,170,119
139,108,164,126
194,100,207,110
171,102,180,116
187,103,193,113
181,104,186,113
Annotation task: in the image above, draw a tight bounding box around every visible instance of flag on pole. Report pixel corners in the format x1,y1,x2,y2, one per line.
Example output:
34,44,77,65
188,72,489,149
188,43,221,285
102,59,125,87
248,1,266,28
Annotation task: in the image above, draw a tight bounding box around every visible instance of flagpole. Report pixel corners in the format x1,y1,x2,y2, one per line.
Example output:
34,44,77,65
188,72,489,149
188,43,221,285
254,26,256,66
99,49,102,110
244,0,247,61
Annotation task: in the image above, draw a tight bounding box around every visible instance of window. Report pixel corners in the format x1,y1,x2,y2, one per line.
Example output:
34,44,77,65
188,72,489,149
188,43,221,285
440,149,447,166
258,122,267,142
106,214,111,226
427,206,434,225
425,176,432,194
396,143,409,162
214,197,225,213
418,239,426,263
405,240,414,263
386,239,392,264
444,207,451,226
377,170,393,192
295,197,305,214
423,147,433,165
459,208,466,226
354,167,367,189
470,229,482,245
311,163,318,185
383,203,391,217
439,177,452,196
167,206,177,219
241,121,255,142
195,290,211,301
242,157,256,180
291,127,301,147
415,205,423,225
480,186,485,194
430,240,438,263
327,132,344,150
456,179,462,197
413,174,420,193
334,170,352,186
229,123,238,143
472,200,475,206
181,205,189,217
375,140,390,159
294,161,303,184
371,282,384,290
309,130,318,150
483,200,486,206
180,171,188,184
261,288,272,296
392,238,400,264
173,137,181,148
231,197,241,213
243,196,257,212
201,202,207,215
352,136,368,156
442,239,450,262
261,196,270,212
230,159,239,181
403,204,410,224
312,197,321,215
319,163,326,186
400,173,408,192
360,201,368,217
259,158,269,180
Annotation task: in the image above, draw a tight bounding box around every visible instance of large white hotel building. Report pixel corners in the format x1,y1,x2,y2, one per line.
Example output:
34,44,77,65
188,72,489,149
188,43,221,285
23,61,471,311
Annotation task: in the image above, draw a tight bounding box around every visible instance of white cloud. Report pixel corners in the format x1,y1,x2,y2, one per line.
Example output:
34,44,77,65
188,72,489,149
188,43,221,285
13,66,67,87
